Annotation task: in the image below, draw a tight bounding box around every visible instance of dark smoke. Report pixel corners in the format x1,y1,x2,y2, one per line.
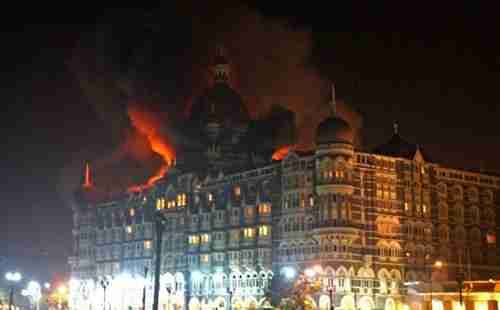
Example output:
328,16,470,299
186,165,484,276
60,3,363,202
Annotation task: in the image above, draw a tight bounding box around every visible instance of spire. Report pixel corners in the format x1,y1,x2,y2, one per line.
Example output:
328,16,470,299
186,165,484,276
393,121,399,135
214,45,229,83
329,83,337,116
83,162,92,188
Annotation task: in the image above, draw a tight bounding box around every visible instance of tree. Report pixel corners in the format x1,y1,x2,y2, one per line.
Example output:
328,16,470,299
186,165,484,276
279,275,322,310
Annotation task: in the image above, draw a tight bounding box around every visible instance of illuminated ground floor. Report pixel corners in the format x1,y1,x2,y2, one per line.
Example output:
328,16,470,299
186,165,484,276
69,273,500,310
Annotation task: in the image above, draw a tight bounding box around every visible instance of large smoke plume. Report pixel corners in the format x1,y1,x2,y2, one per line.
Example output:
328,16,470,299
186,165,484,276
60,3,363,200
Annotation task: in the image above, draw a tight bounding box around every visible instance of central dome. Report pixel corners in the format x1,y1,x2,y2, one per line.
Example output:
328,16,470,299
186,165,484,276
316,116,354,145
190,83,250,127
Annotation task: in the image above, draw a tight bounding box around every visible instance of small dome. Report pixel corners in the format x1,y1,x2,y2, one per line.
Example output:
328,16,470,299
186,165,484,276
316,116,354,145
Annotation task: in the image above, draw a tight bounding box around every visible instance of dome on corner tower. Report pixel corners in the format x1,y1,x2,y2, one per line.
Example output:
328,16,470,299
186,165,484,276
315,83,354,145
316,116,354,145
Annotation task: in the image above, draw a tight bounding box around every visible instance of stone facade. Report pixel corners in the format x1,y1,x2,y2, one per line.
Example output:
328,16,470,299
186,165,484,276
68,50,500,310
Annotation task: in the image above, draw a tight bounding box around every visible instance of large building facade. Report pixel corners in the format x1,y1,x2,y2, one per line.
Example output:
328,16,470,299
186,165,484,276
68,51,500,310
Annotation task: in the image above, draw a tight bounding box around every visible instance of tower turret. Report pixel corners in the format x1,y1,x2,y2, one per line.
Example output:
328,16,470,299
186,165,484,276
314,83,356,227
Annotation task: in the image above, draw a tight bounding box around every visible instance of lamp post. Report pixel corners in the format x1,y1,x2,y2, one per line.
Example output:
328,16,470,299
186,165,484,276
26,281,42,310
153,212,168,310
5,272,22,310
142,267,149,310
228,288,233,310
425,254,443,310
166,286,172,310
58,285,68,310
328,284,336,310
457,272,464,310
99,278,110,310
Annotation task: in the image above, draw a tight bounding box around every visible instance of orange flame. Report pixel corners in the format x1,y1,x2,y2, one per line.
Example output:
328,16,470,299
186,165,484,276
83,162,92,188
272,145,295,160
127,104,176,192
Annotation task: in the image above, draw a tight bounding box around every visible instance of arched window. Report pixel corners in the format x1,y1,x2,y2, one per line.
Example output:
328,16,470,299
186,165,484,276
483,208,495,227
466,187,478,202
481,190,494,204
455,226,465,243
450,185,463,201
437,183,447,198
439,203,448,219
455,204,464,223
470,206,480,225
439,225,449,241
470,228,481,244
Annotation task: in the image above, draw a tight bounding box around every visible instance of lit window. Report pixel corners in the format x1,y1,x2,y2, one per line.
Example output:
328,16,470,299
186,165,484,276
201,254,209,263
259,225,269,237
126,226,132,234
129,209,135,216
390,189,396,200
300,193,305,208
234,186,241,197
244,228,255,238
487,233,496,244
422,204,427,214
144,240,151,249
201,234,210,243
258,203,271,214
404,202,409,212
156,198,166,210
245,208,254,218
189,235,200,245
208,193,213,202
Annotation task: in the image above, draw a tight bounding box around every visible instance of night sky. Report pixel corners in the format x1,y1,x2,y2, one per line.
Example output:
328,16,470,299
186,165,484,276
1,3,500,284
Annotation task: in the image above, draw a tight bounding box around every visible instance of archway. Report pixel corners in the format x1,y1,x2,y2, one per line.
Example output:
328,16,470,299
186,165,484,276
319,295,331,310
189,298,201,310
359,297,374,310
170,293,185,310
247,297,258,310
305,295,317,310
232,298,243,310
213,297,225,310
341,296,355,310
431,300,443,310
385,298,395,310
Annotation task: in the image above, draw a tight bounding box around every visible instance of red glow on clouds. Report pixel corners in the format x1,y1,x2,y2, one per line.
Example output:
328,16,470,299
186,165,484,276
127,103,176,192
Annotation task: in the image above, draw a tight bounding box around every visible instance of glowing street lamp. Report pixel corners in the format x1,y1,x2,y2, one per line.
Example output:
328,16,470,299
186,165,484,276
5,272,22,310
304,268,316,279
281,267,296,280
58,285,67,295
313,265,323,274
25,281,42,310
426,254,444,310
44,283,51,290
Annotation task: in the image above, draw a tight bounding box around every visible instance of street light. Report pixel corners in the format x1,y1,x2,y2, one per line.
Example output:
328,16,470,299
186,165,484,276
26,281,42,310
166,286,172,310
99,278,110,310
44,283,51,290
304,268,316,279
5,272,22,310
425,255,443,310
328,284,336,310
57,285,68,310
